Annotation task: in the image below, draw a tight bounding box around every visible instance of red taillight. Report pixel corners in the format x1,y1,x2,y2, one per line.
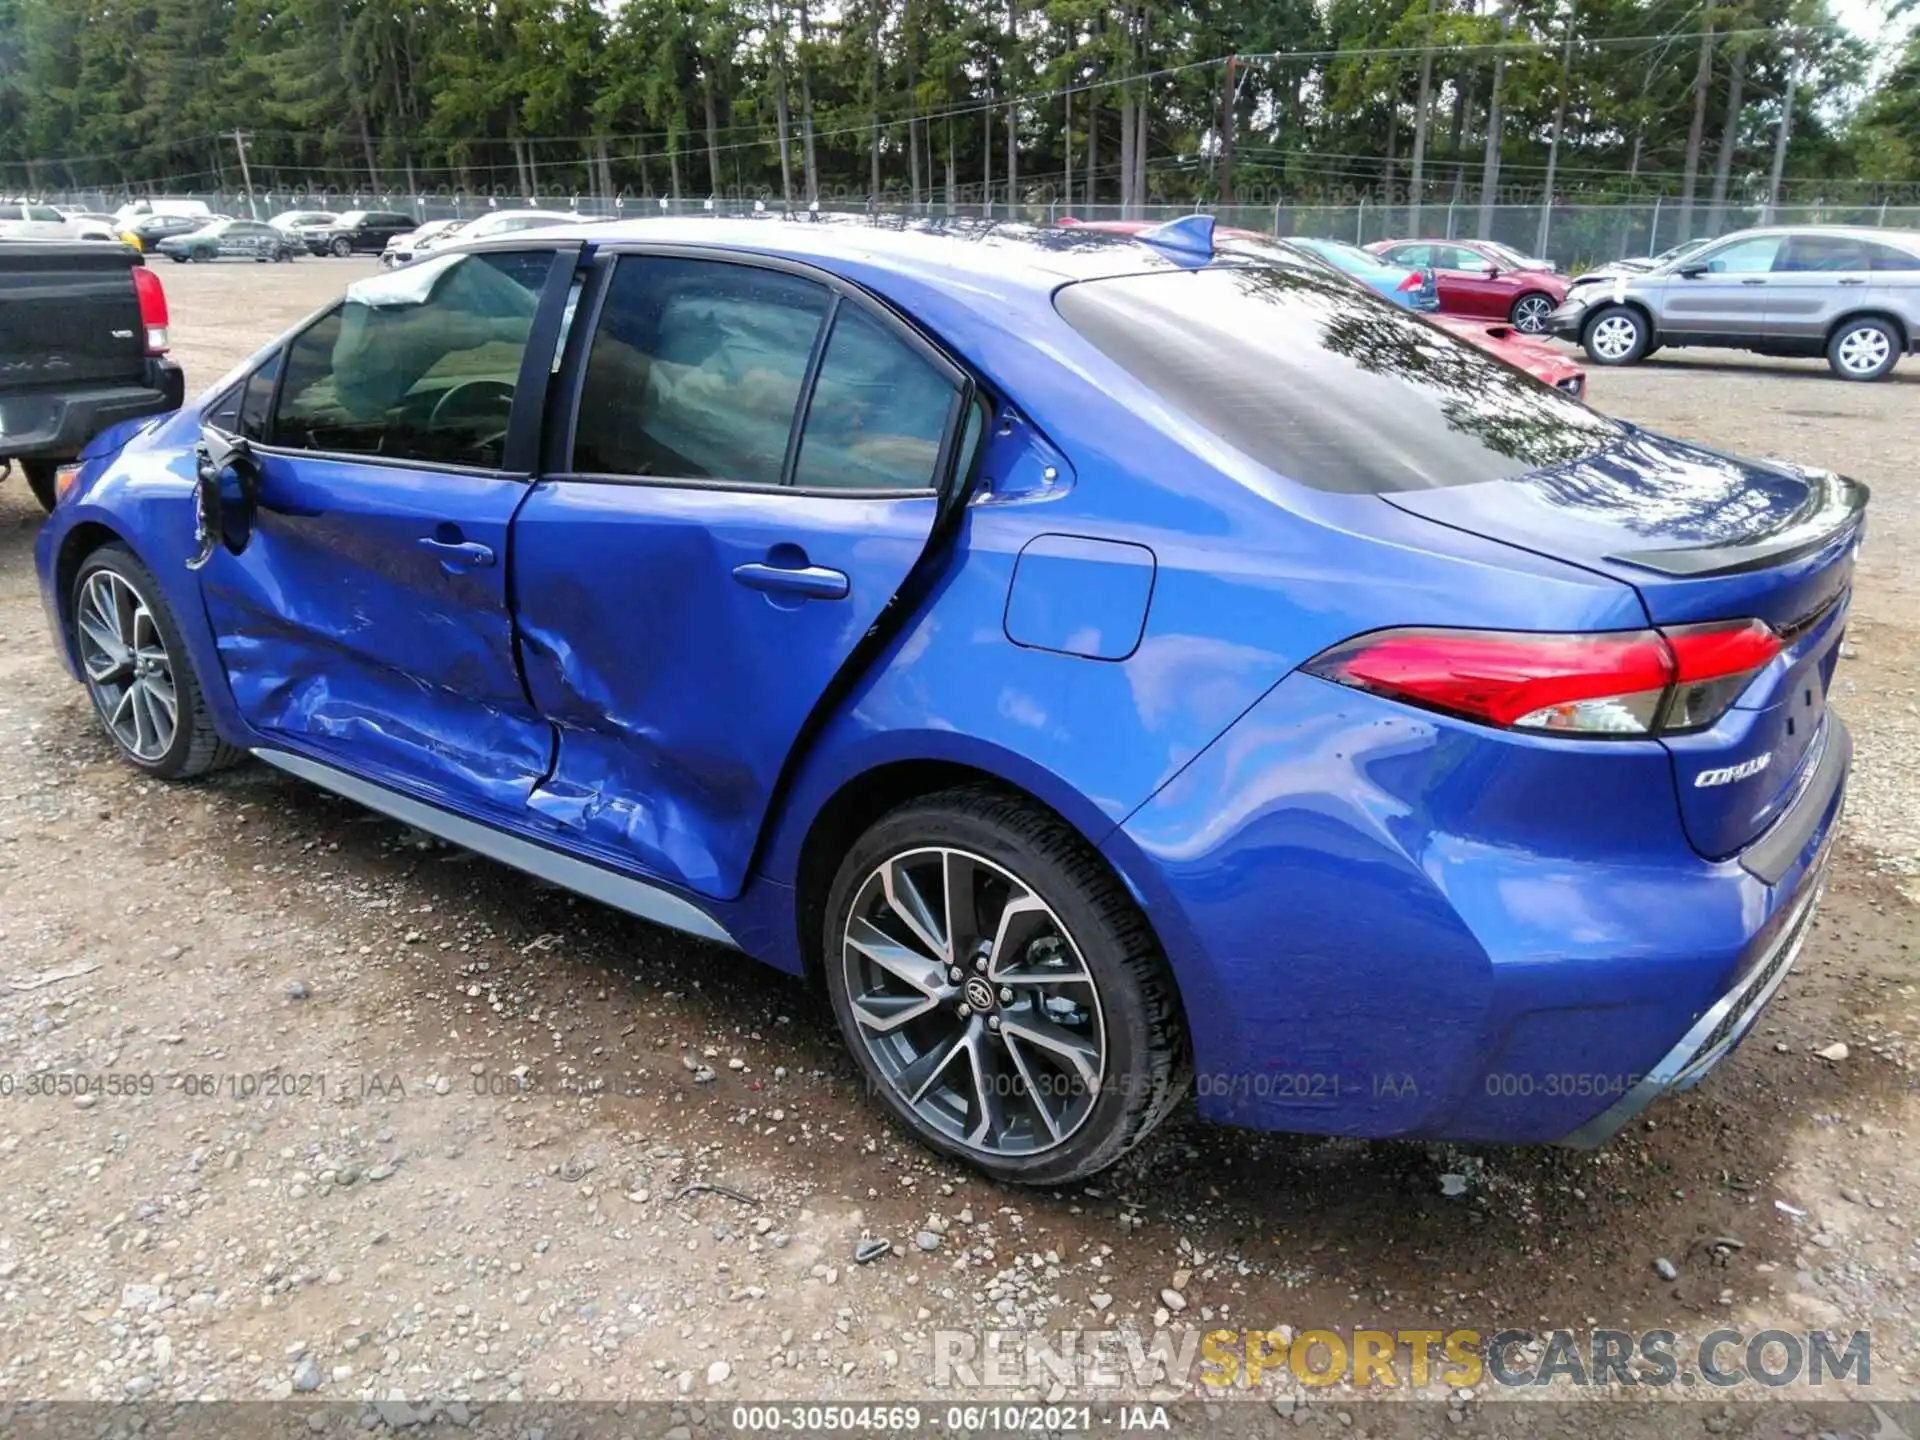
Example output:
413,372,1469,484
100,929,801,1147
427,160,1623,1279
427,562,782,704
1397,269,1425,293
131,264,170,354
1305,621,1783,737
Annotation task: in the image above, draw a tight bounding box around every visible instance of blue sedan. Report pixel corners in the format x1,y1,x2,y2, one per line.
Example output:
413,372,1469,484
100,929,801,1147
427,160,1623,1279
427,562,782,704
34,216,1856,1182
1286,234,1440,310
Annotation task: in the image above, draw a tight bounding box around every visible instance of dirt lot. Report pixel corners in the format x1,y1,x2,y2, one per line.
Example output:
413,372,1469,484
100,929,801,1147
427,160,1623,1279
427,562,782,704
1,258,1917,1430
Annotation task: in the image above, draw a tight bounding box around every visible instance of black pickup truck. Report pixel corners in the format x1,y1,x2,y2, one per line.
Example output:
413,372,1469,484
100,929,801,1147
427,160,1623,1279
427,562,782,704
1,242,184,511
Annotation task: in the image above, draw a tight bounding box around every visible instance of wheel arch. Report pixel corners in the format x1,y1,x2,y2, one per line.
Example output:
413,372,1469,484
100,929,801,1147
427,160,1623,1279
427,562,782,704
788,755,1164,999
1583,296,1659,343
52,520,132,665
1826,308,1909,351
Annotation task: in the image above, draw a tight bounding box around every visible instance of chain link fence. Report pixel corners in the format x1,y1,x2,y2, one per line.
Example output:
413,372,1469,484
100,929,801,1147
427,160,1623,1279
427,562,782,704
44,187,1920,273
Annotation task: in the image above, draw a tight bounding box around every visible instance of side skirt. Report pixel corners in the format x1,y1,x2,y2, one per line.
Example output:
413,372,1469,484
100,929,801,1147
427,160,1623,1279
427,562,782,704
253,747,738,948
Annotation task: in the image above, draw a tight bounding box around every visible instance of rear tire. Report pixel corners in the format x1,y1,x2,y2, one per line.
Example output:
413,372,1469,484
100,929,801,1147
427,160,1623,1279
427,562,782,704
1582,304,1651,366
21,459,59,512
70,545,245,780
1827,318,1900,382
823,785,1190,1185
1509,291,1555,334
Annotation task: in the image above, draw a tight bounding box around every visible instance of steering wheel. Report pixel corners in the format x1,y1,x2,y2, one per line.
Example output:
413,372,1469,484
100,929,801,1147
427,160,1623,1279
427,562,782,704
429,377,517,433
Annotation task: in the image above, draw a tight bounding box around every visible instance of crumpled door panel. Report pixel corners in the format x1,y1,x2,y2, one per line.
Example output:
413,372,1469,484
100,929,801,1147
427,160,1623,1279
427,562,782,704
201,453,553,809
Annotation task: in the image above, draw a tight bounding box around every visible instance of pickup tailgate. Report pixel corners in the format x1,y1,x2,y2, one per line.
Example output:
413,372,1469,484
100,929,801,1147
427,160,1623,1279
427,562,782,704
0,242,146,392
1386,426,1864,861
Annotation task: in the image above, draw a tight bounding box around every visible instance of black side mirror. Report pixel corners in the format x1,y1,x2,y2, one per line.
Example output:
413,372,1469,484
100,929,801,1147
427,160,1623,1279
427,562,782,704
1678,262,1710,278
187,431,261,569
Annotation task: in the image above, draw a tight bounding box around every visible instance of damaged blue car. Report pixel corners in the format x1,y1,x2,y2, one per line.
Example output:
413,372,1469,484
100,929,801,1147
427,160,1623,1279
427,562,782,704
35,217,1857,1183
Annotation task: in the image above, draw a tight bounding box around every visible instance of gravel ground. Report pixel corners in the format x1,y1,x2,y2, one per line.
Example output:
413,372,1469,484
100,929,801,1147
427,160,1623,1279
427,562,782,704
0,259,1916,1429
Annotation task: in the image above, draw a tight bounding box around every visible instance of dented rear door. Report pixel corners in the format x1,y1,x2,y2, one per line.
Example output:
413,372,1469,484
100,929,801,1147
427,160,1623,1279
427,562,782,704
510,249,973,900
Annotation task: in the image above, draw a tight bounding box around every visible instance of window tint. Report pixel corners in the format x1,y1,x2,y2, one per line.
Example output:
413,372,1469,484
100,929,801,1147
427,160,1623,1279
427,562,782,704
792,304,956,490
1699,236,1782,273
1777,235,1869,272
29,205,64,223
1056,264,1621,495
271,250,550,468
1868,241,1920,271
572,257,829,483
0,205,21,221
1383,244,1428,268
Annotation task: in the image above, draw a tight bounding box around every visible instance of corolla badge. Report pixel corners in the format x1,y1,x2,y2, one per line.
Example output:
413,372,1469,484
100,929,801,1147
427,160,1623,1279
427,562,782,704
1695,753,1772,788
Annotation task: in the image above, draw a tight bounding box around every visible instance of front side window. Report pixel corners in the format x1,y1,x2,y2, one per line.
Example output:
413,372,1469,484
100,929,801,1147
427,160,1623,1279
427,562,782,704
792,304,956,491
271,250,551,468
1698,236,1783,273
572,257,830,484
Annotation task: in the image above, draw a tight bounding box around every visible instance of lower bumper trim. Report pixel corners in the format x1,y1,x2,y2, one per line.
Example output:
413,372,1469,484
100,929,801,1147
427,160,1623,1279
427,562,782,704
1557,867,1826,1149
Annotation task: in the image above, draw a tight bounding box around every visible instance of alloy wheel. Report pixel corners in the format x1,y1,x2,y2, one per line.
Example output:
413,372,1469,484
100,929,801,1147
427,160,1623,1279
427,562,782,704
840,846,1106,1157
1836,326,1891,377
75,570,177,763
1512,294,1553,333
1590,314,1639,360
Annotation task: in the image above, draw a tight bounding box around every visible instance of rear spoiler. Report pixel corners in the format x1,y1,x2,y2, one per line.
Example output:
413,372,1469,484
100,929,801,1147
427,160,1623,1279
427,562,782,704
1608,469,1868,579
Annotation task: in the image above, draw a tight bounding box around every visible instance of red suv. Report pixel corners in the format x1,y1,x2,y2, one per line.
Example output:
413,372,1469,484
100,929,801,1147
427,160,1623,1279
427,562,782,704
1366,239,1569,334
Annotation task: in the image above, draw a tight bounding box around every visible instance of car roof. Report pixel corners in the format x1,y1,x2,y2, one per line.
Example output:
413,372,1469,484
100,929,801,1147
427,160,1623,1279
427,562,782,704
531,215,1222,301
1705,224,1920,248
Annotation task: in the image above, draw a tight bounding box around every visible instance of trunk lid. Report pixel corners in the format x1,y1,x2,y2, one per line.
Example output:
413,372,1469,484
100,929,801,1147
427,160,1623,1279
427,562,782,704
1385,426,1865,861
0,241,146,392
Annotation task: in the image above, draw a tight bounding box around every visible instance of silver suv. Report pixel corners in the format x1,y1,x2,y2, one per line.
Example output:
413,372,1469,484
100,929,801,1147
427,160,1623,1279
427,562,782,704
1546,226,1920,381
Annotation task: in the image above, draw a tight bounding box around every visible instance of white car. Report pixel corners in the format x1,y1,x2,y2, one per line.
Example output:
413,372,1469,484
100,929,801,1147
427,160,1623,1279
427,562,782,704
0,202,118,241
269,209,338,236
380,217,467,268
424,209,577,253
112,199,214,226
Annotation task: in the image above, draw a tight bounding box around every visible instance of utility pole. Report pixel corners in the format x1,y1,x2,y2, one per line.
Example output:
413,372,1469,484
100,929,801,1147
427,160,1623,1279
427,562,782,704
1765,52,1796,225
232,130,257,219
1219,55,1237,207
1536,0,1577,257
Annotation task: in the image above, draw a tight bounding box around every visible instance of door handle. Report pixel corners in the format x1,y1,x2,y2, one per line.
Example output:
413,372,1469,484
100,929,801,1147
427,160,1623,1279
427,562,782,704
732,560,850,600
1838,277,1868,286
1740,278,1768,285
418,536,495,571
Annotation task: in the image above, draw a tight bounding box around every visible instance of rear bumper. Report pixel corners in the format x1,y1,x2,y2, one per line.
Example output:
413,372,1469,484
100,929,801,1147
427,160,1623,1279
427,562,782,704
1110,672,1852,1146
0,359,184,462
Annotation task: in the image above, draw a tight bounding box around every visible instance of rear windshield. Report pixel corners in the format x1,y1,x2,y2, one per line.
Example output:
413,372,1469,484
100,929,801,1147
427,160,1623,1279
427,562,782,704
1054,264,1621,494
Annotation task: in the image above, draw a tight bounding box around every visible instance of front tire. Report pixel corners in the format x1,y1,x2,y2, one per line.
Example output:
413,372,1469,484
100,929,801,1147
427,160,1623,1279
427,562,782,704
70,546,243,779
1583,303,1651,366
823,786,1190,1185
20,459,59,512
1827,318,1900,382
330,236,353,257
1509,291,1555,334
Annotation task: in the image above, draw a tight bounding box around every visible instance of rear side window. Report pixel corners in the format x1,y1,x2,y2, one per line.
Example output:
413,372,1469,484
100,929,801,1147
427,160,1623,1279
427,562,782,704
792,304,957,491
1777,235,1869,272
1867,242,1920,271
1055,265,1621,494
572,257,830,484
0,205,21,222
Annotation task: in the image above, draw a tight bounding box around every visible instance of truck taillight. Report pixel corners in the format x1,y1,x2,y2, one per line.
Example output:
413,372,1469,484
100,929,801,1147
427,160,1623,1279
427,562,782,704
131,264,170,354
1304,620,1783,737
